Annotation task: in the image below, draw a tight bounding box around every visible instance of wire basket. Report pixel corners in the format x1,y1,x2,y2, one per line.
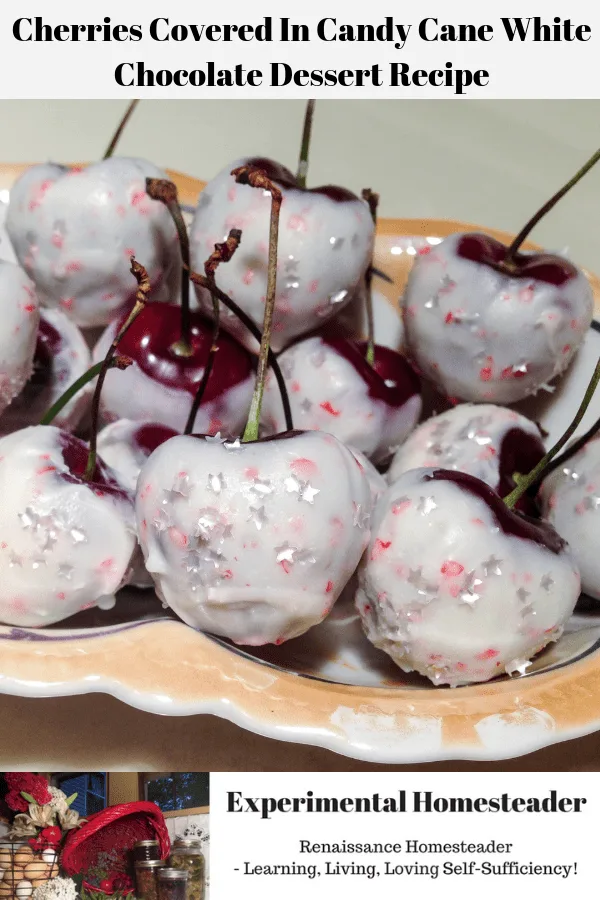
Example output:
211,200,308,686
0,839,60,899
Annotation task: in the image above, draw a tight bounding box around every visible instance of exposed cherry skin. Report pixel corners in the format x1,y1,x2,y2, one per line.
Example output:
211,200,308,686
26,316,62,399
457,233,578,287
59,431,129,500
113,302,254,398
427,468,565,554
319,333,421,409
245,156,360,202
134,423,178,454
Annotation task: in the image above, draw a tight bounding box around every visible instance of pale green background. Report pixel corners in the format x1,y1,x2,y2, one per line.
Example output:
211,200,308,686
2,99,600,271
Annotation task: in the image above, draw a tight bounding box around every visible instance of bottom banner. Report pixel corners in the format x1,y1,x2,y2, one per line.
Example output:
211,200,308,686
210,771,594,898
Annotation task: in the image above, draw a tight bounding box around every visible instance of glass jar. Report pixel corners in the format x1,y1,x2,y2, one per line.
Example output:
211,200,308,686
168,839,205,900
157,868,188,900
134,840,162,862
135,859,167,900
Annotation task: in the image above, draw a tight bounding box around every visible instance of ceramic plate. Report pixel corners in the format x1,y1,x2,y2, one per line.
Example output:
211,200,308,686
1,164,600,765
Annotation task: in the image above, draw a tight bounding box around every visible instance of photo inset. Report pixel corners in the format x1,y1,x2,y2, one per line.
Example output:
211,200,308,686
0,773,209,900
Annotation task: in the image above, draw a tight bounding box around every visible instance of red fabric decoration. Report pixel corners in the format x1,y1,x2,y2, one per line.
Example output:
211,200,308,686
61,801,170,887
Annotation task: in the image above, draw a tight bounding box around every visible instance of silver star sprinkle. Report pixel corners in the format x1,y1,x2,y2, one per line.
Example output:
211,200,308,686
275,542,296,563
58,563,74,580
284,475,320,504
417,496,437,515
516,587,530,604
300,398,313,413
247,505,268,530
8,551,23,568
482,555,503,577
19,507,39,529
207,472,227,494
250,477,273,497
70,526,87,545
353,504,370,529
540,574,554,592
223,438,242,451
459,571,483,607
582,495,600,512
163,474,191,503
31,555,46,569
205,432,224,444
153,507,172,533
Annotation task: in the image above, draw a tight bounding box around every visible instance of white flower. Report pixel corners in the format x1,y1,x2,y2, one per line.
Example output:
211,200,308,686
47,788,69,815
32,878,77,900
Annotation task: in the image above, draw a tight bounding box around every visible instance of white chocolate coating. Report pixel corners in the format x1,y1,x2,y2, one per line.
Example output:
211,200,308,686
136,431,371,645
0,307,91,435
6,159,180,328
540,435,600,600
189,158,374,352
97,419,154,493
98,419,172,589
261,336,421,463
93,321,254,435
388,403,543,488
357,468,580,686
350,448,387,509
0,261,40,415
0,425,136,627
402,233,593,403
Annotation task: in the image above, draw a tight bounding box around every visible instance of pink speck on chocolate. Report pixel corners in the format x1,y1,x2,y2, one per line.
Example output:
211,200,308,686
441,560,464,577
476,648,500,661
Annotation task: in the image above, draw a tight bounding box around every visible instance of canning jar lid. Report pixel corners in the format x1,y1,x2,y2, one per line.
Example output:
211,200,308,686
158,869,189,881
171,839,203,852
135,840,160,848
135,860,167,869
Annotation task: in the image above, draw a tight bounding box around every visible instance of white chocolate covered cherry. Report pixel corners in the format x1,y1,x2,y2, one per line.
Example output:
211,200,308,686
402,232,593,403
388,403,545,502
136,430,371,645
357,467,580,686
0,261,40,416
539,435,600,600
6,158,180,327
93,303,255,435
189,157,374,352
261,334,421,464
0,425,136,627
0,308,91,435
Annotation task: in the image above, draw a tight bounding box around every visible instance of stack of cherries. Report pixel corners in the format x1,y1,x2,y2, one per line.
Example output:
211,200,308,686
0,99,597,689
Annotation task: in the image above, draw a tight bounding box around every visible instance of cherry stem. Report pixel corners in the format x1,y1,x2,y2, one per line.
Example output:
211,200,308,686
103,99,140,160
184,230,242,435
40,357,132,427
188,269,293,432
504,356,600,509
296,99,315,189
506,146,600,262
230,166,282,442
146,177,192,357
361,188,379,367
535,413,600,483
84,259,152,481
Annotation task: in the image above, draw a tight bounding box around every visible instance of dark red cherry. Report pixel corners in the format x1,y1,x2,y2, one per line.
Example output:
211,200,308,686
457,233,577,287
427,468,565,554
246,156,360,203
114,302,254,399
134,423,178,455
59,431,128,499
498,427,545,516
320,334,421,409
